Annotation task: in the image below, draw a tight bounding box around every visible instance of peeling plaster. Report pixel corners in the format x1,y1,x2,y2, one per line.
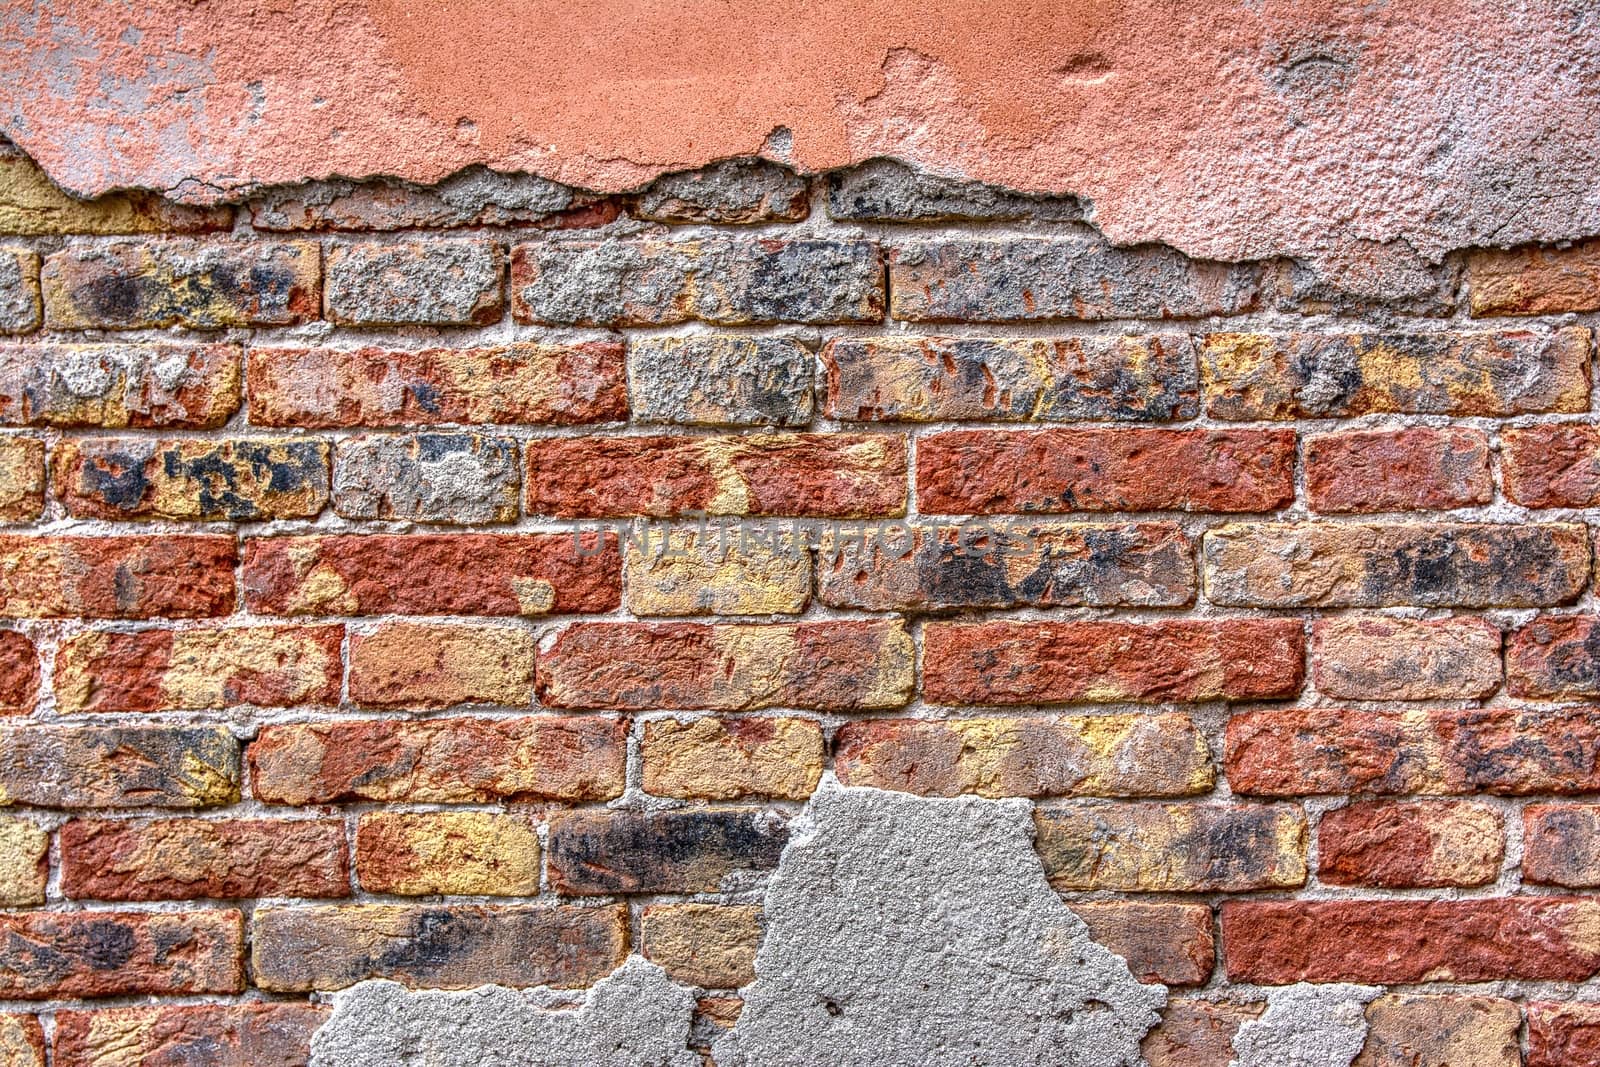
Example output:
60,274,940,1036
1229,983,1382,1067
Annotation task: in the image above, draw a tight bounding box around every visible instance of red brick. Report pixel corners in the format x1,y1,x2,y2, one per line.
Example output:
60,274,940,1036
1468,239,1600,315
1306,428,1491,512
244,532,619,616
1142,1000,1262,1067
1504,423,1600,507
1318,800,1503,887
525,433,906,518
349,622,535,709
1509,614,1600,698
547,808,787,894
924,619,1304,706
1066,902,1213,985
0,910,243,998
1222,897,1600,983
0,632,36,715
1228,706,1600,796
0,535,236,619
60,818,349,901
538,619,913,711
1312,615,1501,701
1524,804,1600,887
917,428,1293,514
54,1003,325,1067
250,717,626,804
1527,1001,1600,1067
0,343,239,429
54,625,343,713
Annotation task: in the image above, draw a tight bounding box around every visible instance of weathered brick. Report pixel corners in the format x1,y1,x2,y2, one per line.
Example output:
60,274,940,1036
1227,706,1600,796
350,622,535,709
0,1016,40,1067
538,619,913,711
1035,803,1306,892
53,1003,325,1067
1204,522,1589,608
1503,423,1600,507
0,632,37,715
924,619,1304,706
1222,897,1600,983
0,725,239,808
628,337,814,426
245,532,620,616
640,903,763,988
511,238,883,325
60,817,349,900
1318,800,1503,887
0,343,240,428
248,342,626,427
55,625,343,713
1066,902,1213,986
1467,239,1600,315
0,248,38,333
1508,614,1600,698
0,819,46,906
250,168,574,230
525,433,906,518
55,436,329,521
821,335,1197,422
1312,615,1502,701
251,716,625,804
1200,328,1590,417
547,807,787,894
356,811,540,896
1141,1000,1263,1067
827,159,1082,222
833,713,1214,799
42,240,319,329
643,716,824,800
0,438,42,522
633,160,809,224
325,239,504,325
1354,994,1521,1067
1306,428,1492,512
817,521,1195,611
0,910,243,998
1528,1001,1600,1067
0,535,236,618
917,428,1293,514
626,525,811,616
252,904,626,992
888,239,1260,321
1270,253,1460,317
0,144,230,235
1524,804,1600,887
333,433,519,524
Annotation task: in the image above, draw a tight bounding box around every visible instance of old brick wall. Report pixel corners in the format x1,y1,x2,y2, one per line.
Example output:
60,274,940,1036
0,137,1596,1063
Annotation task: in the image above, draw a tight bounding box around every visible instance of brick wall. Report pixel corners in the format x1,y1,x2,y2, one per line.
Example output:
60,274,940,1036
0,140,1597,1063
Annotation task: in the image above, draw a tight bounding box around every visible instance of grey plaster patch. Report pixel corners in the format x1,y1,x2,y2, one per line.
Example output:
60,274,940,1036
714,778,1165,1067
1229,983,1382,1067
309,955,699,1067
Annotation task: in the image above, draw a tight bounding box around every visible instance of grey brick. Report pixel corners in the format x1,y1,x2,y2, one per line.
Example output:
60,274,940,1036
334,433,520,524
827,159,1081,222
325,239,504,326
633,160,808,224
0,247,38,333
628,336,814,426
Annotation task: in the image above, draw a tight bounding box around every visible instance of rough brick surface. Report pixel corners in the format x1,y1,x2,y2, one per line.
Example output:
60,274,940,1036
1305,428,1492,512
1527,1002,1600,1067
333,432,520,524
0,819,47,906
547,808,788,894
628,336,814,426
625,525,811,616
349,622,536,709
325,239,505,325
356,811,541,896
0,726,239,809
0,438,43,523
1504,423,1600,507
633,160,809,224
0,535,236,618
1354,995,1521,1067
1141,1000,1262,1067
1318,800,1503,888
249,168,574,231
53,1004,325,1067
0,144,230,235
0,910,243,998
1508,614,1600,698
1065,902,1213,986
1467,240,1600,315
1524,804,1600,887
643,716,824,800
0,344,240,428
0,1016,40,1067
0,248,38,334
0,632,38,715
827,160,1081,222
56,437,329,521
639,903,763,988
1311,615,1502,701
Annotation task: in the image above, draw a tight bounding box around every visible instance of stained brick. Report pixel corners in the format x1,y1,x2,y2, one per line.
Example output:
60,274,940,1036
1222,897,1600,983
55,437,329,521
244,532,620,616
917,428,1293,514
1311,615,1502,701
333,432,519,524
1306,428,1492,512
252,904,626,991
356,812,541,896
1508,615,1600,698
525,433,906,518
248,342,626,427
0,725,239,809
625,524,811,616
1200,328,1590,417
0,910,243,998
0,144,231,235
349,622,536,709
53,1003,325,1067
0,536,237,618
1467,239,1600,315
511,238,883,325
1318,800,1503,888
821,335,1197,422
250,716,626,804
42,240,319,329
633,160,809,224
0,344,240,429
642,716,824,800
1204,522,1589,608
547,808,787,894
325,239,504,325
628,336,814,426
888,239,1260,321
1527,1002,1600,1067
250,169,574,231
640,903,763,988
1504,423,1600,507
0,438,42,522
0,248,38,333
1066,902,1213,986
1523,804,1600,887
0,819,46,906
1355,995,1521,1067
60,818,349,900
1035,803,1307,892
0,632,38,715
923,619,1304,706
833,713,1214,798
0,1016,40,1067
537,619,913,711
55,625,343,713
1141,1000,1262,1067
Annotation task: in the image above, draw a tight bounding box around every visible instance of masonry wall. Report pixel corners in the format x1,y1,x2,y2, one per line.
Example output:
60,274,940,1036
0,138,1596,1064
